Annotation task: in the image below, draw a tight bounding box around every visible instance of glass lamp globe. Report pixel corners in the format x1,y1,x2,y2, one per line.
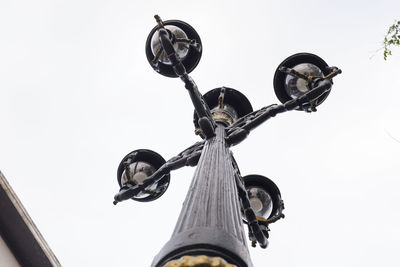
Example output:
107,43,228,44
273,52,331,110
117,149,170,202
145,19,202,77
120,161,160,200
248,186,273,219
243,174,283,221
150,25,190,65
284,63,323,98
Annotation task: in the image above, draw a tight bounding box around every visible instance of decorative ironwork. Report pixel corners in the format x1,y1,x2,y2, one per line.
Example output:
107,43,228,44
114,14,342,267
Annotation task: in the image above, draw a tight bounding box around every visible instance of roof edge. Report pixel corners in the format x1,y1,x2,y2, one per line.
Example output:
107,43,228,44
0,171,61,267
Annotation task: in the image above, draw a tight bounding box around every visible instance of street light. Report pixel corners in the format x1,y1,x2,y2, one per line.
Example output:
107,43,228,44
116,149,170,202
113,15,341,267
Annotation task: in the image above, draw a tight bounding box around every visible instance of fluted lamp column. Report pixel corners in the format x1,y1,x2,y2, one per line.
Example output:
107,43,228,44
152,126,252,267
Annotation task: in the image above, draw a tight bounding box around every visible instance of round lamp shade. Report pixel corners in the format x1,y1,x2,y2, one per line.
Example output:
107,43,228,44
193,87,253,131
273,53,331,110
243,175,282,220
117,149,170,202
145,20,202,78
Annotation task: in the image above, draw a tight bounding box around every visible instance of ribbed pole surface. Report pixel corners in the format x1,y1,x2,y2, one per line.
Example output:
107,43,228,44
152,125,252,267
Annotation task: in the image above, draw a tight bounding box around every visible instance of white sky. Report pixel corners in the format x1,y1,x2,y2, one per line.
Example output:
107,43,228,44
1,0,400,266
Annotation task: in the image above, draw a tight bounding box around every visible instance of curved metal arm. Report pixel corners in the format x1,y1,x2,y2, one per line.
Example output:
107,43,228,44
231,154,269,248
225,79,334,146
231,154,285,249
164,141,205,169
113,141,205,204
155,18,216,139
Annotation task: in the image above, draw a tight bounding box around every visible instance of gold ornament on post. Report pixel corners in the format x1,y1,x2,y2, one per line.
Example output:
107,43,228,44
163,255,237,267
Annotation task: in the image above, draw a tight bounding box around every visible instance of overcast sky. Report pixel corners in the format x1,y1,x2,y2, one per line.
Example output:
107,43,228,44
1,0,400,266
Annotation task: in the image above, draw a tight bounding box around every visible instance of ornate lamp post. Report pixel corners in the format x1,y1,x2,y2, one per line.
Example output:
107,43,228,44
113,15,341,267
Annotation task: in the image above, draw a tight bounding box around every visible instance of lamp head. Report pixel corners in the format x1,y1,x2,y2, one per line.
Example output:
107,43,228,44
117,149,170,202
193,87,253,134
243,175,283,221
145,20,202,77
273,53,331,110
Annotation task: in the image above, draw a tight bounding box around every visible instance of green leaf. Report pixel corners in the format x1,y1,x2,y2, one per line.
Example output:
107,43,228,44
383,20,400,59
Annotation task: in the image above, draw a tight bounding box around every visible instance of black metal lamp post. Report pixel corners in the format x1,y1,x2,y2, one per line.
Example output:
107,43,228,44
113,15,341,267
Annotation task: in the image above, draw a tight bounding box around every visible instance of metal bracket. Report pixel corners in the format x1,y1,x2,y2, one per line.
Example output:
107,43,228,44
225,78,335,147
113,141,205,204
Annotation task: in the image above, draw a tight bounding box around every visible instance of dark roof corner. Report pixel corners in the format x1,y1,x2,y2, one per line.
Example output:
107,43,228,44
0,171,61,267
